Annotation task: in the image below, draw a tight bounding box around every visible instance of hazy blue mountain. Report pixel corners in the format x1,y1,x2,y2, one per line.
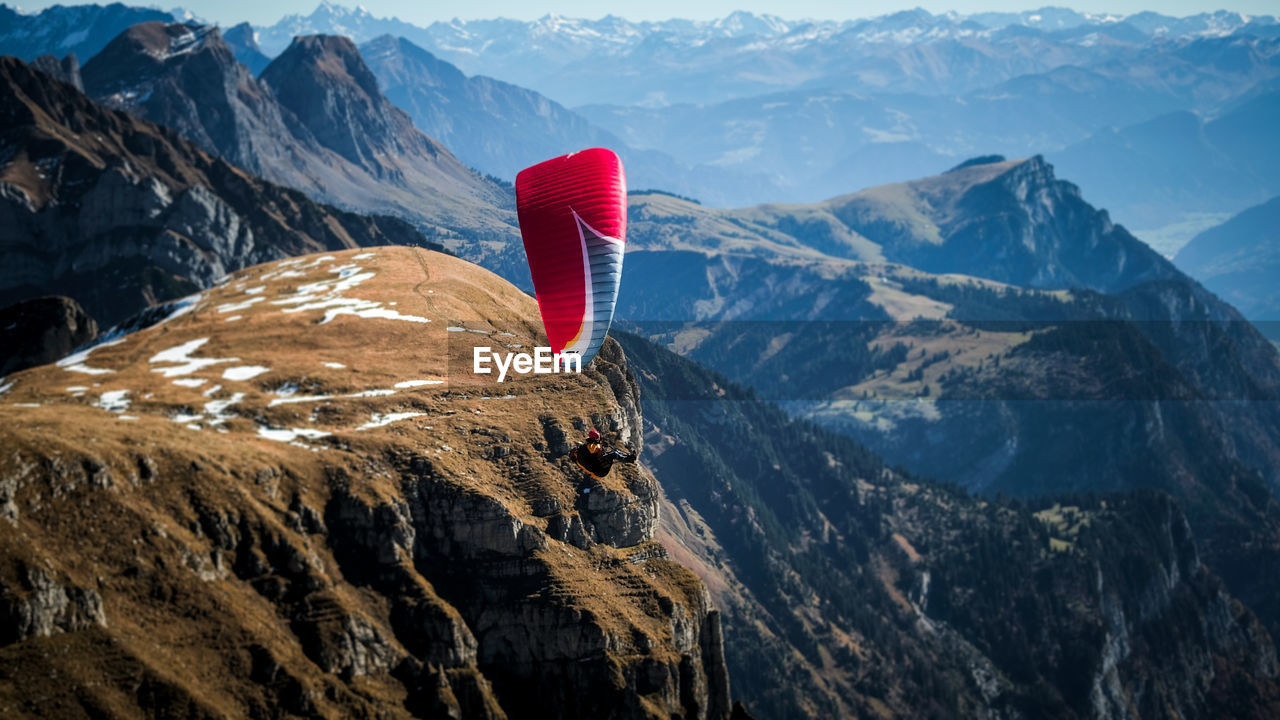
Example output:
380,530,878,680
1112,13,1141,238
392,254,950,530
1051,89,1280,235
1175,195,1280,335
357,34,780,205
576,62,1199,203
0,2,173,62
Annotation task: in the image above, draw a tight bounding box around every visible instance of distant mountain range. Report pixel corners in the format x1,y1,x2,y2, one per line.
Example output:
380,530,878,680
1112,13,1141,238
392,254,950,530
7,3,1279,232
356,34,780,206
254,4,1278,107
243,3,1280,229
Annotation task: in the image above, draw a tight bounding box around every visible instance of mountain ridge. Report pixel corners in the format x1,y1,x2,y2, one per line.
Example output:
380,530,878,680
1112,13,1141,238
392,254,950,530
0,55,434,327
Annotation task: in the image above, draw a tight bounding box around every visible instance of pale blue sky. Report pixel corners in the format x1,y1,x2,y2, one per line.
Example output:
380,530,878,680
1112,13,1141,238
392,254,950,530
10,1,1278,27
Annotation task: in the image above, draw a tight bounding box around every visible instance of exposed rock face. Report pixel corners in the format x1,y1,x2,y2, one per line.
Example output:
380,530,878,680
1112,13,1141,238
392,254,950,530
82,23,307,181
0,296,98,375
0,247,733,719
0,56,433,326
0,565,106,646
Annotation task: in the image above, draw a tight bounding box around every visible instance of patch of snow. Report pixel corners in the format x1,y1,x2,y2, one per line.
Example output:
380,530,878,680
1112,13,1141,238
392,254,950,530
66,386,89,392
118,415,138,420
447,326,467,332
172,378,206,388
244,286,266,295
269,394,336,407
202,384,223,397
394,380,444,388
154,293,202,325
149,338,239,377
223,366,270,381
258,426,332,442
294,255,336,270
323,362,346,369
217,297,263,313
13,402,40,408
267,387,395,406
352,252,376,260
58,337,126,374
270,266,429,324
94,389,130,413
225,315,242,322
323,306,429,323
204,392,245,421
0,380,14,396
171,413,203,423
358,412,426,430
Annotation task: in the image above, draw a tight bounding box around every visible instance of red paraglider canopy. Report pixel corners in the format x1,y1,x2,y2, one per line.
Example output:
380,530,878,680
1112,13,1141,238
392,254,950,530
515,148,627,366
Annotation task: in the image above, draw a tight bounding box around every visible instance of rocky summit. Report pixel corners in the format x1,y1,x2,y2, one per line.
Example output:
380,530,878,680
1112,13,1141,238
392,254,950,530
0,247,733,719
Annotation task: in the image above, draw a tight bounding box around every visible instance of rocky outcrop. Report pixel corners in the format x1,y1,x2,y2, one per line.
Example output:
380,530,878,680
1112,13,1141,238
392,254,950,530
0,564,105,646
0,296,98,375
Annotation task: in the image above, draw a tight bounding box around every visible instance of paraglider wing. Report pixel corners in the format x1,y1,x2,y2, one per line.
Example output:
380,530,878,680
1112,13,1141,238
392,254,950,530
515,148,626,367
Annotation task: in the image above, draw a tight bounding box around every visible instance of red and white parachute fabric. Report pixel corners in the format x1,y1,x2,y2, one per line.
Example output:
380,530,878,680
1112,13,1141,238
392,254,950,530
515,148,627,368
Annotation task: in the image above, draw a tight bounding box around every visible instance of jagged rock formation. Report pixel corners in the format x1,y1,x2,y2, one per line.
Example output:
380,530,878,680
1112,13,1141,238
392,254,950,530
28,53,81,90
0,296,98,376
0,56,433,326
80,22,522,277
619,330,1280,720
0,247,732,719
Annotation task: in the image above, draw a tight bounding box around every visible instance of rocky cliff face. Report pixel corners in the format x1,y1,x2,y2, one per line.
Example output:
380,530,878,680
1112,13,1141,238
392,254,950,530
0,247,733,719
0,56,432,326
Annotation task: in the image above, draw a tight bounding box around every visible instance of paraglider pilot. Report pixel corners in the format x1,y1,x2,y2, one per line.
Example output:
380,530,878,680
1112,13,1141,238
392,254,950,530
571,429,636,491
